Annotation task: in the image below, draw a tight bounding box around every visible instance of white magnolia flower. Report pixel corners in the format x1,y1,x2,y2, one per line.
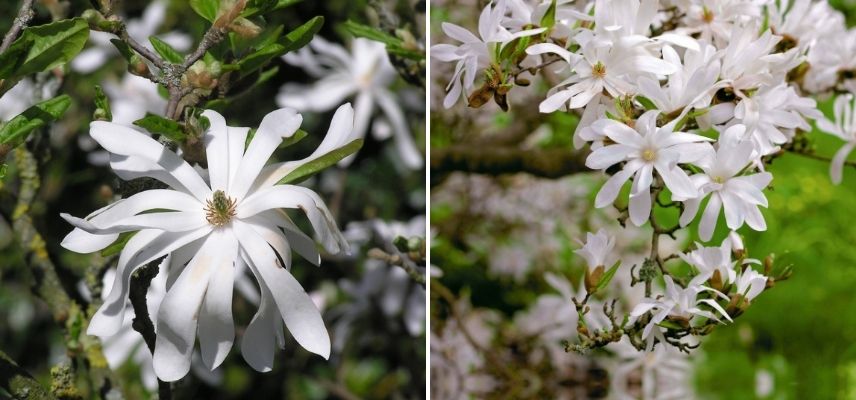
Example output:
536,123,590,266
679,0,764,47
817,94,856,184
735,268,767,302
718,26,783,93
732,84,821,155
631,276,732,340
636,43,722,117
61,104,358,381
679,125,772,241
575,229,619,270
278,37,423,169
431,0,545,108
72,0,191,73
531,33,677,112
586,111,712,226
767,0,843,53
681,239,737,287
609,339,695,400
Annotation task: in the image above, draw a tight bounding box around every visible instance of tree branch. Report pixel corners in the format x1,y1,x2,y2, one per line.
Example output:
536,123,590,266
129,260,171,400
0,0,36,54
430,145,589,183
0,350,55,400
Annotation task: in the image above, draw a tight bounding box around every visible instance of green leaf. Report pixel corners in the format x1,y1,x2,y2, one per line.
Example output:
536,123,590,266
0,95,72,146
0,18,89,80
190,0,219,22
100,231,137,257
657,320,685,330
342,20,424,60
540,0,557,28
149,36,184,64
109,38,134,61
242,0,302,17
237,42,286,77
279,16,324,53
281,129,307,148
93,85,112,121
133,114,187,141
276,138,363,184
594,261,621,293
635,95,658,111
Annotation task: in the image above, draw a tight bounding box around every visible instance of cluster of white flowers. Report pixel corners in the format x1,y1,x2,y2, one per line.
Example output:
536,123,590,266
432,0,851,359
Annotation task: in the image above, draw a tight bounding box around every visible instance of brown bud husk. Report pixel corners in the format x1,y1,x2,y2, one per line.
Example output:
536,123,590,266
584,265,605,293
468,85,494,108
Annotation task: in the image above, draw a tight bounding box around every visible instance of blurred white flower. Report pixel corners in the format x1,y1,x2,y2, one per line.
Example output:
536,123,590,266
71,0,191,73
575,229,619,270
817,94,856,184
0,79,36,121
61,104,357,381
278,37,423,169
586,111,712,226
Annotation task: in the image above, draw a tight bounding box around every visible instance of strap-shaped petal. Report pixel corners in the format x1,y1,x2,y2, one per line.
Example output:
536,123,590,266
90,121,212,201
229,108,303,200
234,221,330,360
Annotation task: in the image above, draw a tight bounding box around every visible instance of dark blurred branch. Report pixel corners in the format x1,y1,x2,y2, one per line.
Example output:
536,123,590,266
0,0,36,54
129,260,172,400
0,350,56,400
431,145,589,183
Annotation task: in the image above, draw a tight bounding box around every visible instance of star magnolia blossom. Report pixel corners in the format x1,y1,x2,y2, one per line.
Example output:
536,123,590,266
575,229,619,270
278,37,423,169
678,125,772,241
817,94,856,184
61,104,357,381
681,239,738,287
431,0,545,108
586,111,712,226
631,276,732,340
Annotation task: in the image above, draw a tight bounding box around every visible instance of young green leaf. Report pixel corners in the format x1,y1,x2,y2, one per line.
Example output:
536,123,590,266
109,38,135,61
0,18,89,80
281,129,307,148
133,114,187,141
190,0,220,22
149,36,184,64
276,138,364,184
279,16,324,53
342,20,424,60
657,320,685,330
0,95,72,146
635,95,658,111
100,231,137,257
237,42,286,77
594,261,621,293
93,85,112,121
540,0,558,29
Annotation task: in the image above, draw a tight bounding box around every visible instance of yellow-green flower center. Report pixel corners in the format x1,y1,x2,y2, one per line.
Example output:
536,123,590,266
592,61,607,78
205,190,237,227
642,149,657,162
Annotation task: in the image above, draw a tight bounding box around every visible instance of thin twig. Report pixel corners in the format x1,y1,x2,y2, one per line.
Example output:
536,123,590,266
0,0,36,54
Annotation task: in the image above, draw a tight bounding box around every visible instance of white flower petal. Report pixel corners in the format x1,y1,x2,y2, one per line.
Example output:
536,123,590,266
90,121,212,201
233,221,331,360
230,108,303,200
153,231,228,382
198,233,239,371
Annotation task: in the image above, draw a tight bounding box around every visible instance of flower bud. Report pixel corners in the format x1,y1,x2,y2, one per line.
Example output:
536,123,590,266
229,17,262,39
584,265,604,293
128,55,150,78
728,231,745,259
184,60,222,90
